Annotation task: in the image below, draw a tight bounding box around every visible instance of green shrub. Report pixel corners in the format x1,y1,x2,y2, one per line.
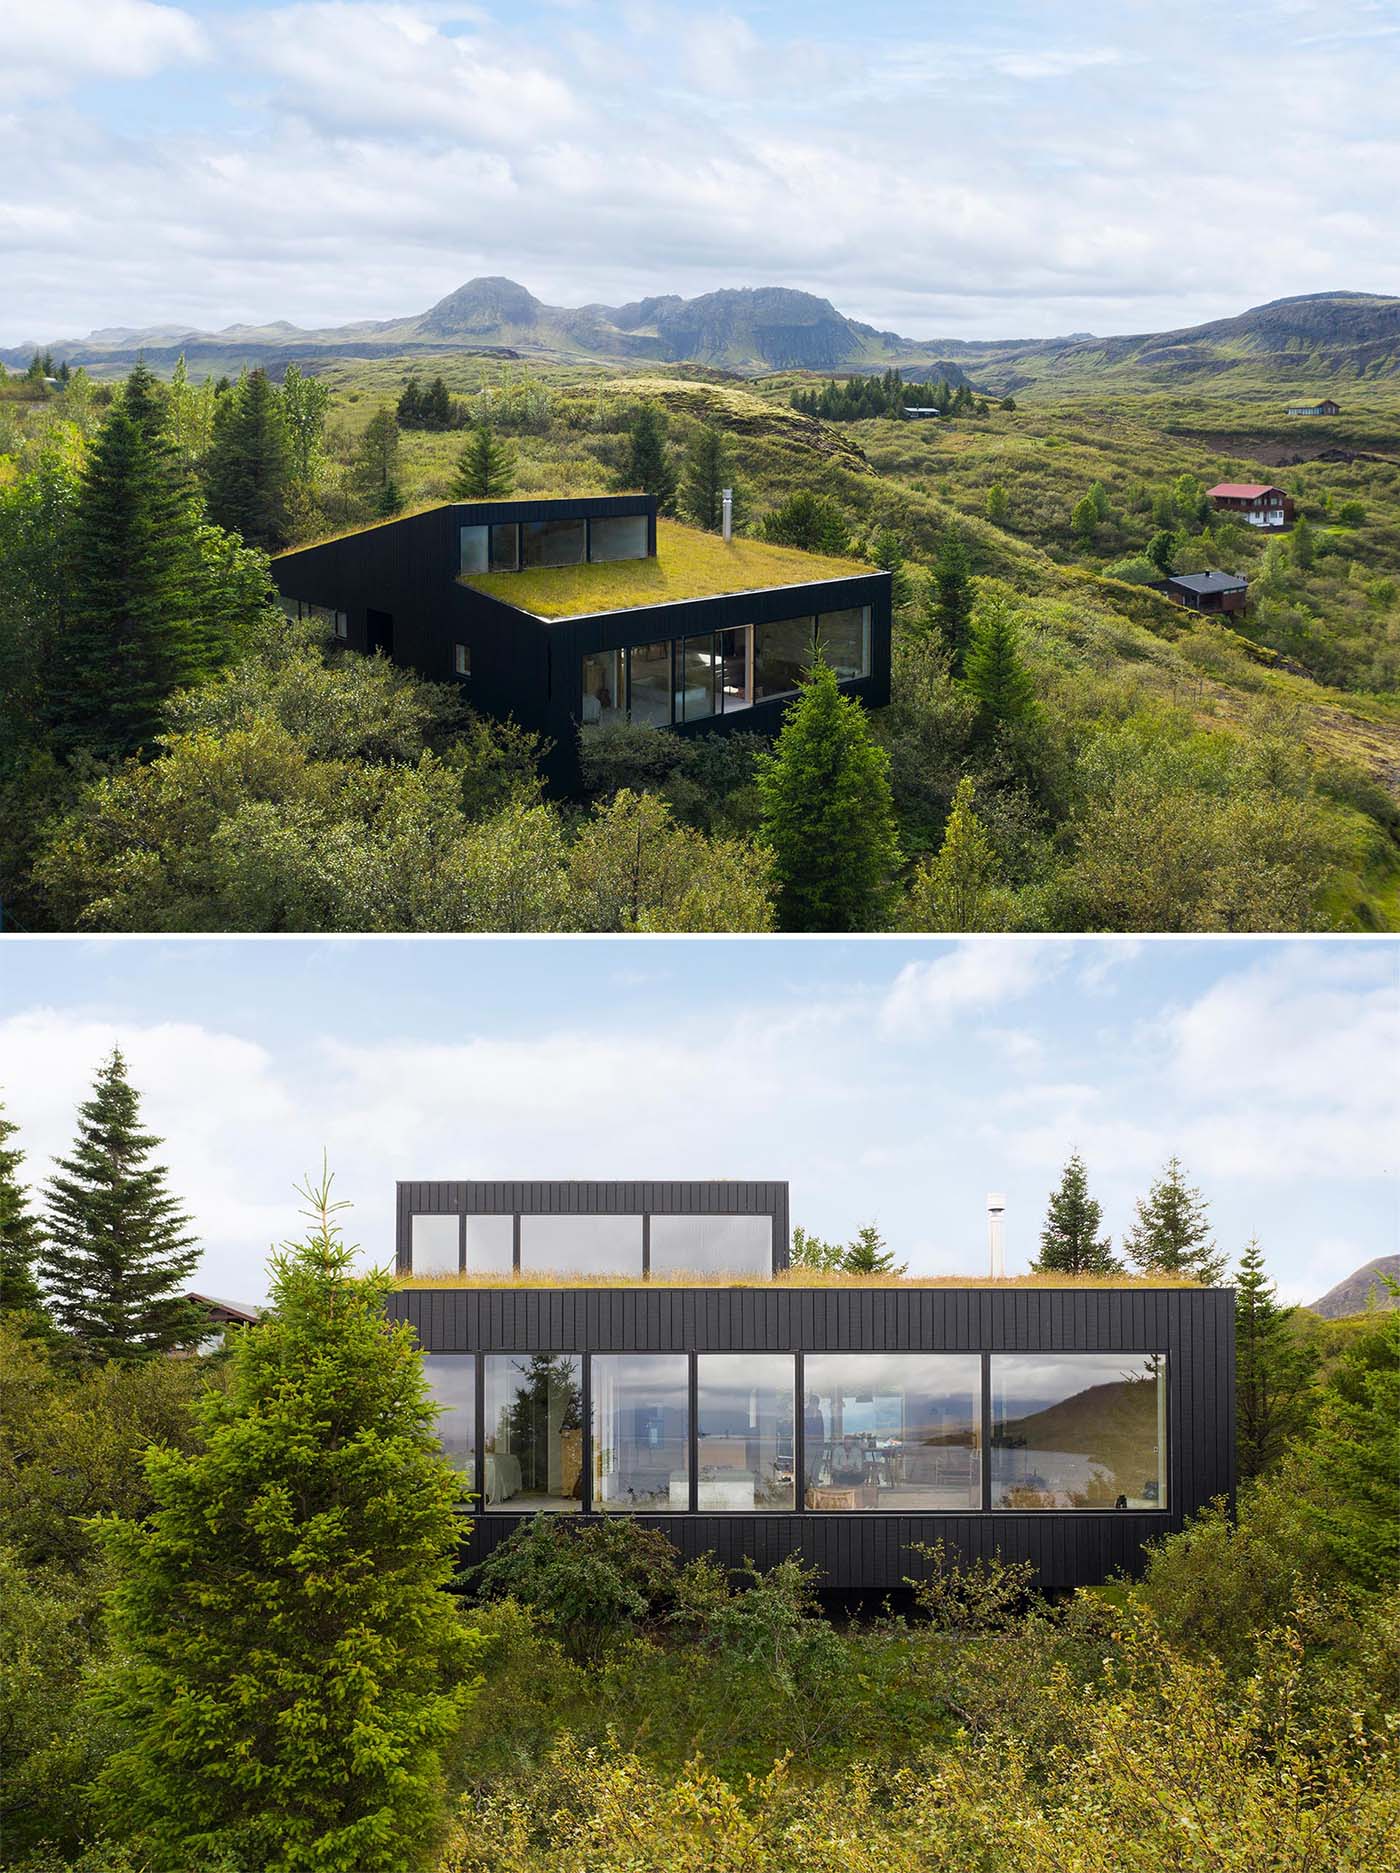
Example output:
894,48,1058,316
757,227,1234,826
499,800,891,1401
464,1515,681,1663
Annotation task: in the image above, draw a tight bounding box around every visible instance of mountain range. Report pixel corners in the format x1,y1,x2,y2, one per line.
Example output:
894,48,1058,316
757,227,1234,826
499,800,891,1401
5,281,1397,387
1307,1255,1400,1319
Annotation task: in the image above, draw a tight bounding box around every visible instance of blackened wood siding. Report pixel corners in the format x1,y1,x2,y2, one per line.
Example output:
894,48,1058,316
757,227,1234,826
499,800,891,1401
386,1283,1235,1590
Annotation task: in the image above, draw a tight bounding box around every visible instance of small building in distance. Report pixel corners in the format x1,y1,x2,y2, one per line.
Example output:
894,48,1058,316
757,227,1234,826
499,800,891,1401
903,407,942,419
1207,483,1294,528
1151,571,1249,616
1286,399,1340,417
177,1293,263,1356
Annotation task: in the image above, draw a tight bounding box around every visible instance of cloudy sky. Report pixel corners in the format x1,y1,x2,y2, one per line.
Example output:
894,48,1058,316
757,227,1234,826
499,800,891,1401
1,936,1394,1306
3,0,1396,347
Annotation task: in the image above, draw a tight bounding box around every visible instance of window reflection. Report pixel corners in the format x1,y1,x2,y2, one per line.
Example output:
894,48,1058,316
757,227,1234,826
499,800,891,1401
518,1214,644,1276
649,1215,773,1277
803,1355,981,1511
592,1354,690,1511
409,1213,459,1272
464,1215,514,1275
677,635,719,722
485,1354,583,1511
753,617,814,701
818,606,870,680
581,649,625,729
628,641,673,727
990,1355,1167,1509
589,514,649,561
696,1354,794,1508
422,1354,476,1479
522,518,586,568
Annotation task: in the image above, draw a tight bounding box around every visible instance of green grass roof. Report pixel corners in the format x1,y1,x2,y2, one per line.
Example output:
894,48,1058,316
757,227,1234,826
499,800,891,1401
460,517,873,618
394,1270,1203,1292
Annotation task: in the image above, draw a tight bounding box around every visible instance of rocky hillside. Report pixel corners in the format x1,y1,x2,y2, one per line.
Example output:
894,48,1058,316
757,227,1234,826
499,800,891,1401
1308,1255,1400,1318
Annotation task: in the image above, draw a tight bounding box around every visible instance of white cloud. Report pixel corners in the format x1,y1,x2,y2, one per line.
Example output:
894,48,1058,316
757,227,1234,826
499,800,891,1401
993,48,1127,80
9,1,206,97
879,941,1063,1035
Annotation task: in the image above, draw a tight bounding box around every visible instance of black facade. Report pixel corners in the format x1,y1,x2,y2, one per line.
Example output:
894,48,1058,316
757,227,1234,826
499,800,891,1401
271,498,893,791
390,1181,1235,1592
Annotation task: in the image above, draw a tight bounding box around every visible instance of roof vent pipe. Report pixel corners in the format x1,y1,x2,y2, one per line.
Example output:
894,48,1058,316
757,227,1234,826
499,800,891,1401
722,487,733,542
987,1192,1006,1279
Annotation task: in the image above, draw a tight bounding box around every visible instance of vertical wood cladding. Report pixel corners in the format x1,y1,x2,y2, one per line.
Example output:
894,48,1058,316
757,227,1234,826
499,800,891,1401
387,1282,1235,1590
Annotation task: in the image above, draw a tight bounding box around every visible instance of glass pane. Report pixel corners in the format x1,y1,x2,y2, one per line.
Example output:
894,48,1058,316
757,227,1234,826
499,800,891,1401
490,524,519,572
592,1353,689,1511
677,635,718,723
753,617,815,701
519,1214,644,1277
649,1215,773,1277
696,1354,794,1508
409,1213,459,1272
581,650,625,729
522,518,586,568
459,526,489,574
423,1354,476,1476
803,1354,981,1511
628,641,673,727
464,1215,514,1275
991,1354,1167,1509
590,514,649,562
719,625,752,712
817,606,870,680
484,1354,584,1511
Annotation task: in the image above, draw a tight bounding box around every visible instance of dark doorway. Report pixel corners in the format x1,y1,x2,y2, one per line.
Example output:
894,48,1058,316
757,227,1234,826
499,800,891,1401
367,609,395,657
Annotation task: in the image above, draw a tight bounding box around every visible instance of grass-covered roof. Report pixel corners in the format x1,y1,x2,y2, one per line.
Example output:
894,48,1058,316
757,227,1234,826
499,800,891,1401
394,1269,1202,1291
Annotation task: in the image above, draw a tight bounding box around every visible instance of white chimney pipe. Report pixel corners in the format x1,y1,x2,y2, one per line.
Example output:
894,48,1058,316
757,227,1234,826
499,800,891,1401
721,487,733,542
986,1192,1006,1279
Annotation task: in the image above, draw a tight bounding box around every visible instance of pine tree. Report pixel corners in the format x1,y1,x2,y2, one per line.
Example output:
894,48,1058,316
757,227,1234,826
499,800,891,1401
424,376,453,430
39,1047,202,1361
450,423,516,499
0,1095,51,1334
903,776,1005,931
1234,1235,1317,1481
622,402,677,511
1292,1289,1399,1589
92,1171,482,1871
679,424,742,532
352,407,402,511
759,489,849,555
1071,492,1100,547
397,376,423,427
985,483,1009,525
928,528,974,673
756,657,900,932
964,594,1039,730
1123,1156,1226,1283
1147,528,1178,574
204,367,293,549
842,1223,907,1276
121,359,168,447
1033,1153,1118,1274
1290,515,1315,570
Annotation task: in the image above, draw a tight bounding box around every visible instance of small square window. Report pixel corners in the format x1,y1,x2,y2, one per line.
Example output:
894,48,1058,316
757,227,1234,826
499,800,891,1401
454,643,471,677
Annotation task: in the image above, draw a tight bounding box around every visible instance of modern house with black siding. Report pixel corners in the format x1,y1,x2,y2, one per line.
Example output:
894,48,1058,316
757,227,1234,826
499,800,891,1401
389,1179,1235,1593
271,496,892,791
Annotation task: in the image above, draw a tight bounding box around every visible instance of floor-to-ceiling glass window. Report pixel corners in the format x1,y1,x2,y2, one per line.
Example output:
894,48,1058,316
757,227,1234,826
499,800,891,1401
581,649,625,728
518,1214,644,1277
817,606,870,680
591,1354,690,1510
990,1354,1167,1509
422,1354,476,1481
753,616,814,701
695,1354,795,1508
719,625,752,711
802,1354,981,1510
676,634,719,722
628,641,673,727
484,1353,584,1511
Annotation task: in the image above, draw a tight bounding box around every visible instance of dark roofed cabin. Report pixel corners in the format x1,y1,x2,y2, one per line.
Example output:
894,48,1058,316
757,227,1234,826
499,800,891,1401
1151,571,1249,615
271,497,892,791
389,1178,1235,1594
1285,399,1339,417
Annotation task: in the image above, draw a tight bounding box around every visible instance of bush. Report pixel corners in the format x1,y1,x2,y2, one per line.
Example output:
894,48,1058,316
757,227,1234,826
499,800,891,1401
464,1515,681,1663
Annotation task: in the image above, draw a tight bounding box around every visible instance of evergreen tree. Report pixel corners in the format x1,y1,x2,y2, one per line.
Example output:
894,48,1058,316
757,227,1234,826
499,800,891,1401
1123,1156,1226,1283
928,528,974,673
1290,515,1316,570
842,1223,907,1276
92,1171,482,1871
867,525,910,606
679,423,743,532
1071,492,1100,547
397,376,423,427
964,595,1039,731
1033,1152,1118,1274
758,489,849,555
1234,1235,1317,1481
450,423,516,500
352,407,402,512
1147,528,1178,575
903,776,1005,932
204,367,293,550
280,363,331,483
756,657,900,932
424,376,453,430
121,360,168,447
0,1095,51,1333
1292,1288,1399,1589
985,482,1009,525
622,402,677,511
39,1047,202,1361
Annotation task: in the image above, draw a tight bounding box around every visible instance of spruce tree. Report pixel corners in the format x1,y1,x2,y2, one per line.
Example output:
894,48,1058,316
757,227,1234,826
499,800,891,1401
756,657,900,932
1234,1235,1317,1481
450,423,516,499
842,1223,908,1276
759,489,849,555
928,528,974,673
1032,1152,1118,1274
903,776,1005,932
1123,1155,1226,1283
351,407,402,513
0,1095,51,1333
1292,1289,1398,1589
204,367,293,549
39,1047,202,1361
397,376,423,427
622,402,677,511
1291,514,1315,570
679,423,742,532
964,595,1039,731
93,1172,482,1871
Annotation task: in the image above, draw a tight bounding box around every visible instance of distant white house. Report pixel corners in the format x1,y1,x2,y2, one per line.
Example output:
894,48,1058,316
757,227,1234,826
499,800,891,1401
1286,399,1340,417
903,407,942,420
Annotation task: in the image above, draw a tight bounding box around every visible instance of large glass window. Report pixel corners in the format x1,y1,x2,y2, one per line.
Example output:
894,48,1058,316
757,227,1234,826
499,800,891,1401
990,1355,1167,1510
818,606,870,680
628,641,673,728
459,525,489,574
490,524,520,571
484,1354,583,1511
519,1214,644,1277
753,617,814,702
464,1215,515,1275
589,514,649,562
803,1355,981,1511
696,1354,795,1508
677,634,719,723
719,625,752,712
423,1354,476,1478
591,1353,689,1510
649,1215,773,1278
581,649,625,728
408,1213,459,1272
522,518,586,568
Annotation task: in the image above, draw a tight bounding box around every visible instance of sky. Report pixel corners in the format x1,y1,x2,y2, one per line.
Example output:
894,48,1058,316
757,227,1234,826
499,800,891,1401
3,1,1397,348
0,935,1394,1307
